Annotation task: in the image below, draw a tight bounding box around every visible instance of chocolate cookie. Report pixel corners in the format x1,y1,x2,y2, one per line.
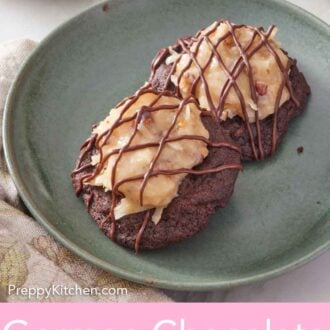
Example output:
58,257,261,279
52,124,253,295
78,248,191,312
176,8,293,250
221,62,310,160
72,88,241,251
150,20,311,161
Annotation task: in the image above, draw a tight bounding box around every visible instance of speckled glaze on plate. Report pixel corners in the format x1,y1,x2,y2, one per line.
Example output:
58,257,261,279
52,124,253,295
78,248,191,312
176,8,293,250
3,0,330,290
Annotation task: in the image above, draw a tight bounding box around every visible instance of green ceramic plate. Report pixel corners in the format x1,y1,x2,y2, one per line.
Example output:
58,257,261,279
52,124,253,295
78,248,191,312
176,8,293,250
3,0,330,290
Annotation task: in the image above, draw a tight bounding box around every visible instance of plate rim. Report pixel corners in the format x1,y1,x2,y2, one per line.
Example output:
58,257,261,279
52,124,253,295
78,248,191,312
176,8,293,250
3,0,330,291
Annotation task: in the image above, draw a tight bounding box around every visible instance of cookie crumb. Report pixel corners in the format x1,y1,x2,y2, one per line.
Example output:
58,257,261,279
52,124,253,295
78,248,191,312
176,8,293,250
297,146,304,154
102,3,109,12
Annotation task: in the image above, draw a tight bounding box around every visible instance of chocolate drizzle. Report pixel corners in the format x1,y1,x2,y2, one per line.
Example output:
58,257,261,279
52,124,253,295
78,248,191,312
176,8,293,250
86,192,94,210
134,209,152,253
72,84,242,252
150,20,300,160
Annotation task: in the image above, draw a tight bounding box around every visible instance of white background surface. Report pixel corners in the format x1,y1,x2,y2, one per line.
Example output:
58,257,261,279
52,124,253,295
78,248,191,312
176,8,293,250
0,0,329,302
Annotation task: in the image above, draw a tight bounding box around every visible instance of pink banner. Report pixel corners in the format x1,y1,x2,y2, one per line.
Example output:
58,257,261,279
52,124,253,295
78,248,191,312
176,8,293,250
0,303,328,330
